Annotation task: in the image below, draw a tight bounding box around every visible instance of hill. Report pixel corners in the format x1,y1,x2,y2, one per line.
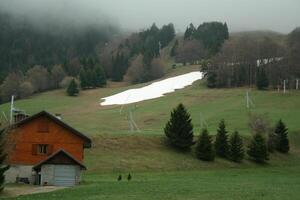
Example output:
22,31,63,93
1,65,300,199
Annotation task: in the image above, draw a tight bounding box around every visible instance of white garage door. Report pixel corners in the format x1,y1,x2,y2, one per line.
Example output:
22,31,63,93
54,165,76,186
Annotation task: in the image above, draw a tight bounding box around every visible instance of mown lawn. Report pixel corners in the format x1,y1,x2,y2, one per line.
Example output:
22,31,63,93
3,166,300,200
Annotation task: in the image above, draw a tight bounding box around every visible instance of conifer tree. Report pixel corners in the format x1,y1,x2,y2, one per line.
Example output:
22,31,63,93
0,129,9,192
67,79,79,96
228,131,244,162
94,65,106,87
214,119,229,158
79,69,87,89
247,134,269,163
164,104,194,151
256,68,269,90
196,129,215,161
274,120,289,153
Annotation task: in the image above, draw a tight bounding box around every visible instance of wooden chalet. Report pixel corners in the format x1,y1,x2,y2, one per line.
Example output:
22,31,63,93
5,110,91,186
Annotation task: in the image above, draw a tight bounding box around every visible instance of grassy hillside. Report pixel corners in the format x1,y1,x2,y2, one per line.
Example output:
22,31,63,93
0,65,299,136
1,65,300,199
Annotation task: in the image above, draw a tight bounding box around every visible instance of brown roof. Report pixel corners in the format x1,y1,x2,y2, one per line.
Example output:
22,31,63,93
33,149,87,170
14,110,91,148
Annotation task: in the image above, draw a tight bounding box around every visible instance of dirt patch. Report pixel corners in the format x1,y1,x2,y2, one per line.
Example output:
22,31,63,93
1,185,65,198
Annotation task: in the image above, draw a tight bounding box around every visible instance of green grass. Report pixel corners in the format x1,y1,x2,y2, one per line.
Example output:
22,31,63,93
1,73,299,136
4,166,300,200
1,65,300,199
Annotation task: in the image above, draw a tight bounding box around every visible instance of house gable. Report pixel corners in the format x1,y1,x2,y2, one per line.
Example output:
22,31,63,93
7,111,91,165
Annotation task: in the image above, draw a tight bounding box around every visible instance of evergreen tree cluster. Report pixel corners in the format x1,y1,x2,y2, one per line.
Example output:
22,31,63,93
79,58,106,89
184,22,229,55
165,105,290,164
107,23,175,82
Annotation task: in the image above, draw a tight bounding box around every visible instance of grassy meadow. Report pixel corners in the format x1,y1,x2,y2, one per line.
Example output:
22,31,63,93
1,65,300,199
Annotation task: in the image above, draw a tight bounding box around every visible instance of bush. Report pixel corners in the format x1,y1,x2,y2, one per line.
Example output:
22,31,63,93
247,134,269,163
164,104,194,151
228,131,244,162
196,129,215,161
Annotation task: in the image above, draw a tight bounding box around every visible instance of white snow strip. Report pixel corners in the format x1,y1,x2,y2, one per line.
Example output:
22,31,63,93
100,71,203,106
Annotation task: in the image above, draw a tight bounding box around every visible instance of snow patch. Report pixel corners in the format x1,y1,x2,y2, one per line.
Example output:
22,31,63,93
100,71,203,106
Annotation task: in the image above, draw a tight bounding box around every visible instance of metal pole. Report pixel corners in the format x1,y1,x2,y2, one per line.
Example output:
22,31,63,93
10,96,14,125
296,79,299,90
246,91,249,109
283,80,286,94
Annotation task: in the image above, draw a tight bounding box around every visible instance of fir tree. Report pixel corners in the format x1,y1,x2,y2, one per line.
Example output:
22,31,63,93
170,40,179,57
196,129,215,161
274,120,289,153
164,104,194,151
206,72,217,88
0,129,9,192
67,79,79,96
228,131,244,162
94,65,106,87
247,134,269,163
256,68,269,90
79,69,87,89
214,119,229,158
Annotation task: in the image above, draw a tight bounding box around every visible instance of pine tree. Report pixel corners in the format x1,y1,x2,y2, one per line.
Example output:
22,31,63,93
207,72,217,88
94,65,106,87
214,119,229,158
274,120,289,153
164,104,194,151
79,69,87,89
0,129,9,192
256,68,269,90
228,131,244,162
67,79,79,96
196,129,215,161
247,134,269,163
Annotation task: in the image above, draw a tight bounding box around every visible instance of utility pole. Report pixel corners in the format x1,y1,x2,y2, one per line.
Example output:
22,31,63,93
283,80,286,94
296,79,299,90
10,96,14,125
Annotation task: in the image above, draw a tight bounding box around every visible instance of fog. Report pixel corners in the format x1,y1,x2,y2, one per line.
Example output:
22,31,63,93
0,0,299,33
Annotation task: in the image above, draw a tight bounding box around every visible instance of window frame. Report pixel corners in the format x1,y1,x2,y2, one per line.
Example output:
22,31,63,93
37,144,48,155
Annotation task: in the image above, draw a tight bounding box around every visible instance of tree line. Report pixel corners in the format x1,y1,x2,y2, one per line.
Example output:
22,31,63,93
170,22,229,65
165,104,289,163
205,28,300,90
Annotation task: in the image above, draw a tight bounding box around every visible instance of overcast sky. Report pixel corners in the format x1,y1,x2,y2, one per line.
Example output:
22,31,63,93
0,0,299,33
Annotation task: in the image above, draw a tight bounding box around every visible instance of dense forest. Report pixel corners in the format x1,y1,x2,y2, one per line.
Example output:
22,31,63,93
0,12,117,83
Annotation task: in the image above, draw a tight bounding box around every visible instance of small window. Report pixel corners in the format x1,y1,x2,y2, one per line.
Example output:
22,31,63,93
37,144,48,155
38,120,49,133
32,144,53,155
